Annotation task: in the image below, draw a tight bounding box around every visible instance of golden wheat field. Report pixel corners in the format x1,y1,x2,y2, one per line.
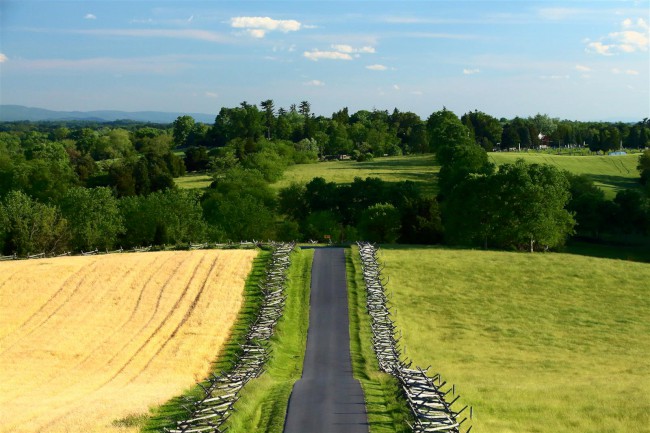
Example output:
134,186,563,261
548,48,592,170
0,249,257,433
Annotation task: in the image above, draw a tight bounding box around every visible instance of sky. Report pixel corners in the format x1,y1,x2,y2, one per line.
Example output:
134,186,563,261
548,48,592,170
0,0,649,121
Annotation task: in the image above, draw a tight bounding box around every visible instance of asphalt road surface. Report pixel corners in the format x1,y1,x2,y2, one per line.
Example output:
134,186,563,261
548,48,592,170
283,248,369,433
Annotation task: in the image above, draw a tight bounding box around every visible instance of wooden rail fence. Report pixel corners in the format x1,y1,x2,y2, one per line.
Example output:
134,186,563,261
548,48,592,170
163,242,295,433
357,242,473,433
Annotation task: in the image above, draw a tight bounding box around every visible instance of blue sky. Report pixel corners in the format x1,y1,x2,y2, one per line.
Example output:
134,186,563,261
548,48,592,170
1,0,648,120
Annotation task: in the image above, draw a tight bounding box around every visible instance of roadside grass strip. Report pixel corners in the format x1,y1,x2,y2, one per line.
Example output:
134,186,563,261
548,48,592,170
156,243,295,433
357,242,472,433
346,248,413,433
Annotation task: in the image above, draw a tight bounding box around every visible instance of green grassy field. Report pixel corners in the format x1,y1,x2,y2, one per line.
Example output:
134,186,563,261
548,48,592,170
274,154,439,195
489,152,640,199
175,172,213,189
378,246,650,433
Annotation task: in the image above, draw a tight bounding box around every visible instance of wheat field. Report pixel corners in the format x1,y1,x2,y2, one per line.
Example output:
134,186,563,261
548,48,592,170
0,249,257,433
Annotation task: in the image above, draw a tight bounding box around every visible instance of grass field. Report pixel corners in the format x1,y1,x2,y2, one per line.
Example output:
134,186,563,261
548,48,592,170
274,155,439,195
378,246,650,433
0,250,257,433
175,172,213,190
489,152,640,198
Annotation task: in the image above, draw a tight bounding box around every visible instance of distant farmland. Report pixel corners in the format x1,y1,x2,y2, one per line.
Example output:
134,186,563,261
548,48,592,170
489,152,640,198
379,246,650,433
274,154,439,194
0,250,257,433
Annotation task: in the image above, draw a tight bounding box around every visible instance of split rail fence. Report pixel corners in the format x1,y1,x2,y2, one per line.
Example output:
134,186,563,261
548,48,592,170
163,242,295,433
357,242,473,433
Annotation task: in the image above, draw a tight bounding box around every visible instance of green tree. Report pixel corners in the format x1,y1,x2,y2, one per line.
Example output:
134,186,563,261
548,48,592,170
120,189,206,247
0,191,69,255
426,108,472,151
60,187,124,251
173,115,196,148
492,161,575,251
358,203,401,243
437,143,494,196
638,149,650,187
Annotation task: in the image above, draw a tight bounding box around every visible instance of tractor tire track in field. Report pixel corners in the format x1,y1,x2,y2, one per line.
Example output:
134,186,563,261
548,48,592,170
27,253,213,433
0,261,101,355
104,254,209,384
129,254,221,383
69,254,175,371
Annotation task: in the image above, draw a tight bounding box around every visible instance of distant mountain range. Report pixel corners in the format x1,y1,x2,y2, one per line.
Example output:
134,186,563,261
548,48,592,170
0,105,216,124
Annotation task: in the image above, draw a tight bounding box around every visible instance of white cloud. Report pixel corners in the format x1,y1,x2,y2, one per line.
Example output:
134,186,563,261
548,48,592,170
84,13,96,20
0,53,7,63
586,41,615,55
303,50,352,61
366,64,387,71
393,84,400,90
463,68,480,75
248,29,266,39
626,69,639,75
575,64,591,72
304,79,325,86
331,44,375,54
410,90,424,96
205,92,219,98
230,16,301,38
612,67,622,74
586,18,650,55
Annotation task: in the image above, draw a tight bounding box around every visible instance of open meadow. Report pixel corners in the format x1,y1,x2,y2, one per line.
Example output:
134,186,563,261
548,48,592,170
378,246,650,433
489,152,640,198
273,154,439,194
0,249,257,433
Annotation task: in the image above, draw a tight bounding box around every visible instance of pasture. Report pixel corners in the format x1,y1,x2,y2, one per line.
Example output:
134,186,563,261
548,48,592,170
175,172,213,190
0,249,257,433
274,154,439,194
489,152,640,198
378,246,650,433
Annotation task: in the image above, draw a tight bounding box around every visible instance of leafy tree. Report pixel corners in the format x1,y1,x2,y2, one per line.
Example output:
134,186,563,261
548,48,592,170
461,110,503,151
638,149,650,186
173,115,196,147
60,187,124,250
437,143,494,196
0,190,68,255
426,108,472,151
444,161,575,251
529,113,557,137
358,203,401,243
304,210,343,242
184,146,210,172
120,189,206,247
613,189,648,234
491,161,575,251
565,174,609,238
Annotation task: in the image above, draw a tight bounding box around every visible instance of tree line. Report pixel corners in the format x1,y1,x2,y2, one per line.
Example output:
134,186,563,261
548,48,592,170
1,102,649,255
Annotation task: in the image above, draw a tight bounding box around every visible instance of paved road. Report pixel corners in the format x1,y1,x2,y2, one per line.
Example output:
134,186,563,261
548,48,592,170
283,248,369,433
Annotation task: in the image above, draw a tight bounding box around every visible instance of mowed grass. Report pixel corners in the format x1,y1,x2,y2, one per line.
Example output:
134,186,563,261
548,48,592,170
489,152,640,198
0,250,257,433
274,154,440,195
346,248,412,433
377,246,650,433
223,248,313,433
175,172,213,189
